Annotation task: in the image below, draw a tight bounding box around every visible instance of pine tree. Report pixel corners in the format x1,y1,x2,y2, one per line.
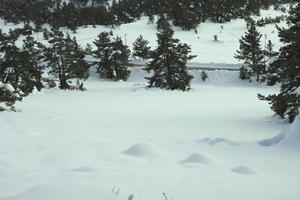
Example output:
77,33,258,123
93,31,130,81
133,35,151,60
258,2,300,123
0,29,20,88
45,29,90,89
265,40,277,58
145,16,195,91
1,28,46,95
19,35,45,93
0,82,21,111
234,19,265,82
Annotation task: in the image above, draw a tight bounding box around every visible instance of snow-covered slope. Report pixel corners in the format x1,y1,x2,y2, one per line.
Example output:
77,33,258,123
0,6,288,66
279,113,300,149
0,70,299,200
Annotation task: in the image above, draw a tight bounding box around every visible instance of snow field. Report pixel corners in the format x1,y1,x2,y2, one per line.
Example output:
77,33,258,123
0,69,299,200
0,4,299,200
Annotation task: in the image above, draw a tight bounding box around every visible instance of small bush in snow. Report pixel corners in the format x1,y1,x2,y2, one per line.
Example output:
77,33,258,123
213,34,218,42
201,71,208,81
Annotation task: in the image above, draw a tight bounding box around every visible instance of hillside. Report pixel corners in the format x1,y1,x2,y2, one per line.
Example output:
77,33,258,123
0,5,288,66
0,2,299,200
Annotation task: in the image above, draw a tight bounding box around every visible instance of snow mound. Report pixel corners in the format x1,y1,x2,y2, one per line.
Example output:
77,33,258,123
259,112,300,149
179,153,221,166
277,113,300,149
0,185,113,200
230,165,260,175
198,137,238,146
121,142,164,157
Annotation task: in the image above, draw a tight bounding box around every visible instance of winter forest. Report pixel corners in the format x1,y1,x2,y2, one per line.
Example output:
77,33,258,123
0,0,299,200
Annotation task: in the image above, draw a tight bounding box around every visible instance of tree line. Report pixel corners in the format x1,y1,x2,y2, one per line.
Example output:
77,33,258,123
0,15,194,111
1,2,299,123
0,0,293,31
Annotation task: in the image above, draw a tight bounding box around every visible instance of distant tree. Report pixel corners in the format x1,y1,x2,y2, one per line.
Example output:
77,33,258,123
264,40,277,58
93,31,130,81
133,35,151,60
258,2,300,123
145,16,195,91
44,29,90,89
234,19,265,82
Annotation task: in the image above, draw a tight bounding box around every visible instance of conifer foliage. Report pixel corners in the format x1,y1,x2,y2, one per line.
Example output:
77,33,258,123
0,27,45,95
44,28,90,90
133,35,151,60
19,35,45,93
0,82,21,111
259,3,300,123
93,31,131,81
145,15,195,91
235,19,265,82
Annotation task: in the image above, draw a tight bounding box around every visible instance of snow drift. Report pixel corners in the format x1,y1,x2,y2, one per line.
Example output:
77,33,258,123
259,110,300,149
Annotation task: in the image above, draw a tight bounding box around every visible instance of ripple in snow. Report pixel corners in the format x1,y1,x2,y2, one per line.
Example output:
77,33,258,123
71,166,96,173
198,137,238,146
122,142,163,157
230,165,260,175
179,152,220,166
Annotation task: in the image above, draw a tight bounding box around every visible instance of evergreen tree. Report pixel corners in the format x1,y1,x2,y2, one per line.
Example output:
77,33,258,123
0,82,21,111
145,16,195,91
0,29,20,88
258,2,300,122
93,31,130,81
264,40,277,58
45,29,90,89
1,28,46,95
19,35,45,93
133,35,151,60
234,19,265,82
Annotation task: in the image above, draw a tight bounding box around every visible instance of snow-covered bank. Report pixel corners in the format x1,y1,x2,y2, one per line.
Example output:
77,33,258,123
259,110,300,150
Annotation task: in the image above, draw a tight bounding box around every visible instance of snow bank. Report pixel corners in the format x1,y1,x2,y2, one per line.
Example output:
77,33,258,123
277,112,300,149
127,68,247,87
259,111,300,149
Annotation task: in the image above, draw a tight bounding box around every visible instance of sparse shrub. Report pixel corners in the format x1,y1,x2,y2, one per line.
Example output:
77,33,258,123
201,71,208,81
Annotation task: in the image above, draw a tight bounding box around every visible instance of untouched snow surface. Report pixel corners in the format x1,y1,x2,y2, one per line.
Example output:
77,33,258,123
0,69,299,200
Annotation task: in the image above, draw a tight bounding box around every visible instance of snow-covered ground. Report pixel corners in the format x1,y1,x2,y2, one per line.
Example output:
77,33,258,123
0,69,299,200
1,4,299,200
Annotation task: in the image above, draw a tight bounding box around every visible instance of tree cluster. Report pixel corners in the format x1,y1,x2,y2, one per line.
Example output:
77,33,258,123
235,2,300,122
259,2,300,123
0,26,91,111
0,0,292,31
